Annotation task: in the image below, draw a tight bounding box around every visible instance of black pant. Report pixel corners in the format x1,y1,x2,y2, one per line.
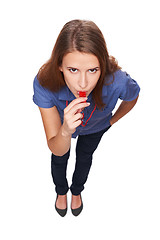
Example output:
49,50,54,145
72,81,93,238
51,126,111,196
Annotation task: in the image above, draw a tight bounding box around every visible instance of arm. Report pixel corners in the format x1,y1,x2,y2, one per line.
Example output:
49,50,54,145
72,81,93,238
110,95,139,126
39,97,89,156
39,106,71,156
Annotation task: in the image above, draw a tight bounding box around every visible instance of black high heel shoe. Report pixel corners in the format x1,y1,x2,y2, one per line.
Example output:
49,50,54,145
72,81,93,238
71,194,83,216
55,194,67,217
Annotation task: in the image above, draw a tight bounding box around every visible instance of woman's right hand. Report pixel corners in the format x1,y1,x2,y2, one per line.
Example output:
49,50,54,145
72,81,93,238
62,97,90,136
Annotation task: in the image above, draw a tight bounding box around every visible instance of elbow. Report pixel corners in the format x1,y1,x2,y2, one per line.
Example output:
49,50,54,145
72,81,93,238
50,148,67,157
47,138,68,157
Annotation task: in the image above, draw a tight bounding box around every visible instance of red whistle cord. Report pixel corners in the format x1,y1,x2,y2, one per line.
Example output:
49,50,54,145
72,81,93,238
66,100,96,127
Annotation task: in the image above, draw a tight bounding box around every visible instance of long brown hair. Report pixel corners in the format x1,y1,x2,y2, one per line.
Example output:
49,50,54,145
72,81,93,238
38,19,121,110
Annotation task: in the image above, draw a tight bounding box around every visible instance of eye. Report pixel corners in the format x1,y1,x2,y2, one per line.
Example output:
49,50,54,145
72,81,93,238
69,68,78,73
89,68,98,73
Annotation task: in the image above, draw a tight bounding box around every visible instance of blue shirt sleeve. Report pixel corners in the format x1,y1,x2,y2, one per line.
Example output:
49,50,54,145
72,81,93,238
119,72,140,101
33,75,55,108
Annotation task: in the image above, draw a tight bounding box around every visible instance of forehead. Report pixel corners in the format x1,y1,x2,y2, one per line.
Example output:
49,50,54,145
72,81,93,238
62,51,100,68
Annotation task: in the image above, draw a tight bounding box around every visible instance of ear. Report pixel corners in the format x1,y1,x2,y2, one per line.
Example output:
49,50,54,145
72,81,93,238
59,66,63,72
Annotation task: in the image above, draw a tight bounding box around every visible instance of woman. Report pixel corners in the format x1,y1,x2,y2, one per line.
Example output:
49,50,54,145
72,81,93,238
33,19,140,217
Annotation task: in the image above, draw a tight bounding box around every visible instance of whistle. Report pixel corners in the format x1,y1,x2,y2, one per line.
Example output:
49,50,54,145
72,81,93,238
79,91,86,97
79,91,86,103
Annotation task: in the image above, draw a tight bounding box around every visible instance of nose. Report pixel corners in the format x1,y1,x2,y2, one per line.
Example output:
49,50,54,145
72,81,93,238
78,72,87,89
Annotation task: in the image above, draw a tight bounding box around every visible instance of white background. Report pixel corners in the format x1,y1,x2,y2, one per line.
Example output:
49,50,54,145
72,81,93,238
0,0,160,239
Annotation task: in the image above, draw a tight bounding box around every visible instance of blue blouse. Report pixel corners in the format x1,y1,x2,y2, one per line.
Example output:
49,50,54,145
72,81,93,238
33,69,140,138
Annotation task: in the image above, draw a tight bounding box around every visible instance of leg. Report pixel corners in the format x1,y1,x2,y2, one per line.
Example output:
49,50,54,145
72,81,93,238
70,126,111,195
51,149,70,195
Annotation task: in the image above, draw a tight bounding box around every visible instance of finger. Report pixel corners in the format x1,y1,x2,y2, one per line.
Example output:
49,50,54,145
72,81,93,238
70,102,90,115
76,109,82,114
72,119,82,128
71,112,83,122
64,97,87,114
65,115,82,133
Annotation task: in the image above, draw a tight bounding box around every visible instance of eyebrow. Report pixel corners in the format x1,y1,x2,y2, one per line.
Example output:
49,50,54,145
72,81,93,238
67,66,100,70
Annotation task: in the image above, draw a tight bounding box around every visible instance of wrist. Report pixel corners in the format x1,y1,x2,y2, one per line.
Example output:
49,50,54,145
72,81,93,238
61,125,72,138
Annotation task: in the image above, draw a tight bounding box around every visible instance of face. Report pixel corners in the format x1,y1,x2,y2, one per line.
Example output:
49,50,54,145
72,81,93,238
59,51,101,98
